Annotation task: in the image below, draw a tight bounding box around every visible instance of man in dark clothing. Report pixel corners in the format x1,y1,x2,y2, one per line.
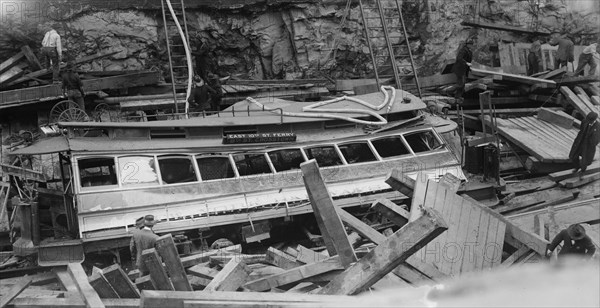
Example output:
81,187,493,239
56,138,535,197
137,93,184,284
188,75,217,112
452,39,474,104
569,111,600,178
547,224,596,258
207,73,224,111
527,41,542,76
192,44,214,82
130,215,159,276
549,36,574,70
61,63,86,110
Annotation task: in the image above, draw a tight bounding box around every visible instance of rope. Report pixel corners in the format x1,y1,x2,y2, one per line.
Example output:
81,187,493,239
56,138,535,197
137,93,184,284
245,85,400,126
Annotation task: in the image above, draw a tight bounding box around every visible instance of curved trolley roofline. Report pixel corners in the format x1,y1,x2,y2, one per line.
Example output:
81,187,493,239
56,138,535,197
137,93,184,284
57,87,425,129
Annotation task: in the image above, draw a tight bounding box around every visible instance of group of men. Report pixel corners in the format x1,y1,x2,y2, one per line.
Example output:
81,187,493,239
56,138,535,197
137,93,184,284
188,44,224,113
527,37,598,76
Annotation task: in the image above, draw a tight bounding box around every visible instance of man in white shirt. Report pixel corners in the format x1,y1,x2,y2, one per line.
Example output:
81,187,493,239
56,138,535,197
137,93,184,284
41,27,62,82
575,43,598,76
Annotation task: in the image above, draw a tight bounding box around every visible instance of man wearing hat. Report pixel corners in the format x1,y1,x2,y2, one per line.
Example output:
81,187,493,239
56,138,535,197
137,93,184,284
130,215,159,276
569,111,600,178
547,224,595,258
61,62,86,110
188,75,217,112
549,35,574,70
452,39,474,104
40,25,62,82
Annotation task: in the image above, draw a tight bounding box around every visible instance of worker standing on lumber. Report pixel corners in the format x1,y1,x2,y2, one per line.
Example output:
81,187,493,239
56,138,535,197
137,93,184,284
40,26,62,82
569,111,600,178
546,224,596,259
452,39,474,104
574,43,599,76
548,36,574,71
61,62,86,111
527,41,542,76
130,215,159,276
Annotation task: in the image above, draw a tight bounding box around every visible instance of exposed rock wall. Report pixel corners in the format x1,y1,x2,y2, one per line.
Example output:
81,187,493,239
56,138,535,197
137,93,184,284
0,0,598,81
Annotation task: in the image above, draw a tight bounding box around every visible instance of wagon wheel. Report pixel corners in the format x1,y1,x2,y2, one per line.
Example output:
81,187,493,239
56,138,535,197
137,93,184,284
58,108,88,122
49,100,81,124
93,103,112,122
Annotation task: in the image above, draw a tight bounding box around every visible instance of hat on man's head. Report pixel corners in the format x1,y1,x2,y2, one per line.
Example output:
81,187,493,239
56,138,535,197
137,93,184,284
144,214,156,227
135,216,145,229
585,111,598,122
567,224,586,240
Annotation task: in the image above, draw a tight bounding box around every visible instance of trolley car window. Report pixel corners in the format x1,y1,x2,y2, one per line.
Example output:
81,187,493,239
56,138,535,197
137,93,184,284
232,153,273,176
196,156,235,180
371,136,410,158
268,149,305,172
304,146,343,167
117,156,159,187
338,142,377,164
78,157,117,188
404,130,442,153
158,156,197,184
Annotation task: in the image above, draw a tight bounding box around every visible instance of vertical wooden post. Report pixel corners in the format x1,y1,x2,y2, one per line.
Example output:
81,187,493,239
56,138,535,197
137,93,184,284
141,249,174,291
155,234,192,291
300,160,357,268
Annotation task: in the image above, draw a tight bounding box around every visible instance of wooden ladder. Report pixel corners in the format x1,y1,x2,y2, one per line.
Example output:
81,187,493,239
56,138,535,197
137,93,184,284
160,0,191,113
358,0,421,97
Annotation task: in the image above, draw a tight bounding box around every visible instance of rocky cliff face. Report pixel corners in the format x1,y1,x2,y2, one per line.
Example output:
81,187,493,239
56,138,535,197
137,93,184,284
0,0,598,81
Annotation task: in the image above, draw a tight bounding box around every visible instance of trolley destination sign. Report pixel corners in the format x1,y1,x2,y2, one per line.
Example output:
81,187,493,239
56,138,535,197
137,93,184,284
223,132,297,144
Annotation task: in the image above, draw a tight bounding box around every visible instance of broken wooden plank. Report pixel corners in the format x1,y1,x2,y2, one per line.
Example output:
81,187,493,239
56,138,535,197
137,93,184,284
204,259,251,292
155,234,192,291
557,75,600,86
0,52,25,75
0,275,32,308
370,199,409,228
559,172,600,188
410,172,429,222
265,247,303,269
319,208,447,295
209,254,266,267
295,245,328,264
384,169,415,198
300,159,357,267
243,256,343,292
135,276,155,291
102,264,140,298
140,290,347,308
54,268,79,293
575,86,593,103
548,166,600,182
67,263,105,308
89,272,119,299
537,108,574,129
469,67,556,86
539,66,567,79
8,298,138,307
141,249,174,291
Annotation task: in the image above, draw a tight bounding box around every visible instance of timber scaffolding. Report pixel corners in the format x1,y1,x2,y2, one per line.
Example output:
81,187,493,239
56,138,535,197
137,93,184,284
1,160,598,307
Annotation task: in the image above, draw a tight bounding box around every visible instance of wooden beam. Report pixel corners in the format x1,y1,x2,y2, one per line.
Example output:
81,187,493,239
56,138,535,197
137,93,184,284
135,276,156,291
499,245,531,268
370,199,409,228
537,108,574,129
101,264,140,298
21,46,41,71
0,275,32,308
548,166,600,182
461,19,551,35
140,290,347,308
574,86,593,103
67,263,105,308
243,256,343,292
89,272,119,299
318,208,448,295
469,67,556,86
559,172,600,188
204,259,251,292
9,298,139,308
561,86,595,116
265,247,303,269
155,234,192,291
209,254,266,267
141,249,174,291
180,245,242,268
539,66,567,79
410,172,429,222
300,160,357,268
384,169,414,198
557,75,600,86
187,263,218,280
0,163,46,182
